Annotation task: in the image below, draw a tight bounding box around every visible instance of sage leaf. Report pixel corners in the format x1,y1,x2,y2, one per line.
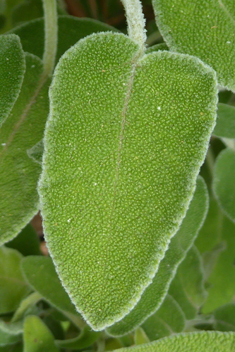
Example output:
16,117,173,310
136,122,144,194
152,0,235,91
113,331,235,352
169,246,207,320
107,177,208,336
142,295,185,341
39,32,217,330
0,246,30,314
11,15,118,64
21,256,77,315
27,140,43,165
55,326,101,350
0,320,23,346
213,148,235,222
0,53,50,246
0,34,25,126
6,224,41,256
213,104,235,139
134,328,150,345
23,315,59,352
213,303,235,332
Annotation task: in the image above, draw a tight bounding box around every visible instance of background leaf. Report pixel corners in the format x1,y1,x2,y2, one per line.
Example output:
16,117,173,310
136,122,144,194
107,176,208,336
213,303,235,332
0,246,30,314
0,34,25,126
6,224,41,256
113,331,235,352
55,326,100,350
39,31,217,330
0,320,22,346
0,53,50,246
23,315,59,352
152,0,235,91
213,104,235,139
213,148,235,222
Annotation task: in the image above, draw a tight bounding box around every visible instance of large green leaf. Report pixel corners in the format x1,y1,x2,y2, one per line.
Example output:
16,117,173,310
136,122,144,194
142,295,185,341
0,246,30,314
195,196,235,313
21,256,77,315
114,331,235,352
39,32,217,330
23,315,59,352
213,104,235,139
0,53,50,246
107,177,208,336
213,148,235,222
0,34,25,126
11,15,118,64
169,246,207,320
152,0,235,91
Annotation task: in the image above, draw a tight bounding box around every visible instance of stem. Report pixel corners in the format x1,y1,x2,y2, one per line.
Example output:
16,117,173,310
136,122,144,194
42,0,58,77
121,0,147,50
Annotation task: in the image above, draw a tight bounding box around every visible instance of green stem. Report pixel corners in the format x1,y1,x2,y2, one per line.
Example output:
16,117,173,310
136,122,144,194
121,0,146,51
42,0,58,77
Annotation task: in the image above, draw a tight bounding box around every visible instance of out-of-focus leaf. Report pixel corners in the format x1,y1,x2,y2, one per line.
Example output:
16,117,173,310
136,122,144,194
0,320,23,346
6,224,41,256
196,196,235,313
11,292,42,323
213,148,235,222
39,31,217,330
213,104,235,139
0,343,23,352
11,0,43,27
27,140,43,165
11,15,118,64
142,295,185,341
107,177,208,336
23,315,59,352
55,326,100,350
21,256,77,315
152,0,235,91
169,246,207,320
0,0,24,33
134,328,150,345
0,246,30,314
113,331,235,352
145,42,168,54
0,34,25,126
213,303,235,332
0,53,50,246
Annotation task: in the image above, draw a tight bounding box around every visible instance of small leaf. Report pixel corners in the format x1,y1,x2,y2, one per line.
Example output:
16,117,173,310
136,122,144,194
0,320,23,346
113,331,235,352
11,15,118,64
55,326,101,350
142,295,185,341
0,34,25,126
213,303,235,332
12,292,42,323
213,104,235,139
6,224,41,256
23,315,59,352
0,53,50,246
107,177,208,336
21,256,77,315
134,328,150,345
152,0,235,91
145,43,168,54
213,148,235,222
27,140,43,165
169,246,207,320
0,246,30,314
40,32,217,330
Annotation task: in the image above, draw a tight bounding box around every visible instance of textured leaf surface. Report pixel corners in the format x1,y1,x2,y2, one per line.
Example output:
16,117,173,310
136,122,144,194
0,320,22,346
213,148,235,222
21,256,77,315
39,32,217,330
11,15,118,64
169,246,207,320
0,246,30,314
152,0,235,91
0,34,25,126
0,53,50,245
114,331,235,352
56,326,100,350
23,315,59,352
142,295,185,341
213,104,235,139
6,224,41,256
107,177,208,336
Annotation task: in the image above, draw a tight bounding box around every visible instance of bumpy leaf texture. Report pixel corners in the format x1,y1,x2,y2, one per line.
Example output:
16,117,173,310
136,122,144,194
39,32,217,330
152,0,235,91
